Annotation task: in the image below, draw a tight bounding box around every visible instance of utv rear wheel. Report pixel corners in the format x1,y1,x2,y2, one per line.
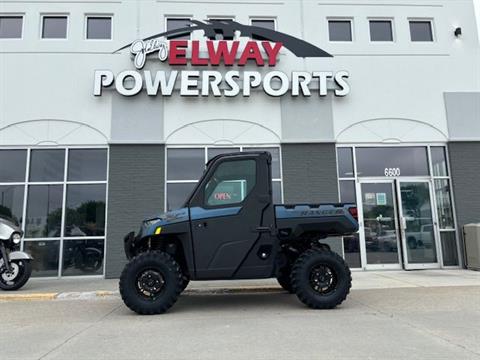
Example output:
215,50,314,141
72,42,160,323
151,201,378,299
291,249,351,309
119,251,183,315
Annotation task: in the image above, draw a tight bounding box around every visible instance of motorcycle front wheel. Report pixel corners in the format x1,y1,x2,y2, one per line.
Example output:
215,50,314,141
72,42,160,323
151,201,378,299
0,259,32,291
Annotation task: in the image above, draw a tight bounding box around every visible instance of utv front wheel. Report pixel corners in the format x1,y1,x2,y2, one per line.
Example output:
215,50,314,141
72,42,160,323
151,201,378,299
291,249,351,309
119,251,183,315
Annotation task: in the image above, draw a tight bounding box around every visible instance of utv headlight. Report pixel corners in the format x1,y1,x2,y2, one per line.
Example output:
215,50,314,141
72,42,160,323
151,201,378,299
11,232,22,244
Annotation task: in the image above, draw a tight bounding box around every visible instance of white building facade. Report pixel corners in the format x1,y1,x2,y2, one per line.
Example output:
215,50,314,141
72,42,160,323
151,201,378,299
0,0,479,278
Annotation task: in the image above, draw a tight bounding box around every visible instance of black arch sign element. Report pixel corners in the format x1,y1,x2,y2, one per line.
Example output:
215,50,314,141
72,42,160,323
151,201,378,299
114,19,333,58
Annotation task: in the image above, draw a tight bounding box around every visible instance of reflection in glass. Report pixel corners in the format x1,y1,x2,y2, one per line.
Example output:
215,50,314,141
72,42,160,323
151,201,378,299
400,182,437,264
68,149,107,181
65,184,106,237
244,147,281,179
369,20,393,41
339,180,356,203
329,21,352,42
361,183,399,265
42,16,67,39
343,234,361,268
86,17,111,40
62,239,104,276
0,150,27,182
24,241,60,277
167,183,196,211
440,231,459,266
167,148,204,180
25,185,63,238
29,149,65,182
337,148,354,178
431,147,448,177
0,185,24,225
356,147,429,177
434,179,454,229
208,148,240,161
204,160,256,207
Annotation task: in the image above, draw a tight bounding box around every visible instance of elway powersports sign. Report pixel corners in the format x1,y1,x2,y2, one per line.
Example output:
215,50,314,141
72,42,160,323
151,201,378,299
93,20,350,97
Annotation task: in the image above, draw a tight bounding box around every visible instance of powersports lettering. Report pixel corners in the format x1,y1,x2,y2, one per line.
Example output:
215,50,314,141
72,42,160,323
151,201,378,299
93,20,350,98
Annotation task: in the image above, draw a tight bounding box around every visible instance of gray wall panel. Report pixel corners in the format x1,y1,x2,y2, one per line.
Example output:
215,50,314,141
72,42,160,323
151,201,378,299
282,143,339,203
444,92,480,141
280,95,334,142
105,144,165,278
448,142,480,266
111,95,164,143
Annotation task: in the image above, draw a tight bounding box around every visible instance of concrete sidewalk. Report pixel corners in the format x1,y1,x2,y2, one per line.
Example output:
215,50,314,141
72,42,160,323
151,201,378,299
1,269,479,301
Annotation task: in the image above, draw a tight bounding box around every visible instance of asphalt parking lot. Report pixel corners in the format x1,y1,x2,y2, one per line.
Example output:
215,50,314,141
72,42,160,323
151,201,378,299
1,283,480,360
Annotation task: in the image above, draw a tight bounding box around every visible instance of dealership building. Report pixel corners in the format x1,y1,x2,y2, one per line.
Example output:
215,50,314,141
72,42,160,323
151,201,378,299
0,0,479,278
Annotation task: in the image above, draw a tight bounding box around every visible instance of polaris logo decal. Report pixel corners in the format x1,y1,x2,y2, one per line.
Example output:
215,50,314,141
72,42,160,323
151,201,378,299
93,20,350,98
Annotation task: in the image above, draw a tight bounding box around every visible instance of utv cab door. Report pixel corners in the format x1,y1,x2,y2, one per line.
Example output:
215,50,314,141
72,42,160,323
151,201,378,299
188,152,276,279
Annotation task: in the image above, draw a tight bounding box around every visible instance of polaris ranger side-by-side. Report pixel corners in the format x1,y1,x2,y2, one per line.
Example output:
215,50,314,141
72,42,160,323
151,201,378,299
119,152,358,314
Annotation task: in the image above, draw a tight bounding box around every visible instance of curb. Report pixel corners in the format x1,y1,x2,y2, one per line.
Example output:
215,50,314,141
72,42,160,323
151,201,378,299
0,286,284,302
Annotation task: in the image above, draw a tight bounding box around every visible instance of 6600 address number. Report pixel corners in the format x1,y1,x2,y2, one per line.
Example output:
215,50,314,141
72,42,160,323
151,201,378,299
384,168,401,177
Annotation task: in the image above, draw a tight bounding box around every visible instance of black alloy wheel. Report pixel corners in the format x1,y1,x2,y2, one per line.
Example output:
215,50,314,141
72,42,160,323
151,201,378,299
291,249,351,309
119,251,183,315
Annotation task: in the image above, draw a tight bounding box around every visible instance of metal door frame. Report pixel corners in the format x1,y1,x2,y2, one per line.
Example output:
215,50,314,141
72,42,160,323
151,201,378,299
396,178,442,270
357,179,403,270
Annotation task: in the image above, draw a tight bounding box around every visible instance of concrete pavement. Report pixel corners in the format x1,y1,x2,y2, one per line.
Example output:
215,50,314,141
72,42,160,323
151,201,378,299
0,284,479,359
1,269,479,301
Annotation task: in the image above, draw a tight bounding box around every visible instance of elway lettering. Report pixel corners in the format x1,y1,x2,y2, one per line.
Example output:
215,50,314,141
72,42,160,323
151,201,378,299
168,40,283,66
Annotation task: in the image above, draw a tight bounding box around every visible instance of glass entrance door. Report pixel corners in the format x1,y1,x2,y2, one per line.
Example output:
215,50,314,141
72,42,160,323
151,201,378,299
359,181,402,269
397,181,440,269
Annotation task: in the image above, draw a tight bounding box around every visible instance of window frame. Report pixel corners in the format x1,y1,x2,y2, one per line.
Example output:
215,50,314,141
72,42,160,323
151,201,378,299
408,18,435,42
249,17,277,31
84,14,113,41
0,146,109,278
327,18,354,42
368,18,395,43
0,13,25,40
165,145,283,211
40,13,69,40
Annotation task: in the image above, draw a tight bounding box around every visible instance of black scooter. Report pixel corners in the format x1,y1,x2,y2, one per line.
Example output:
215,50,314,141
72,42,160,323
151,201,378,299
0,217,33,290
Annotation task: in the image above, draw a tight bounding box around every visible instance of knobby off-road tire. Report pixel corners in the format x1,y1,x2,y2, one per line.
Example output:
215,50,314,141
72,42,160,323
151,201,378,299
276,266,294,294
119,251,183,315
291,249,351,309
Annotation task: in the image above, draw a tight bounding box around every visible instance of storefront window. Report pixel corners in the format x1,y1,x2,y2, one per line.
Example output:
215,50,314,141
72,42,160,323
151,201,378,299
167,148,205,181
29,149,65,182
62,239,104,276
431,147,448,177
0,148,107,277
166,183,196,211
166,146,283,211
337,147,354,178
339,180,356,204
25,185,63,238
68,149,107,181
440,232,459,266
355,147,429,177
65,184,106,236
0,150,27,182
0,185,24,225
24,240,60,277
434,179,454,229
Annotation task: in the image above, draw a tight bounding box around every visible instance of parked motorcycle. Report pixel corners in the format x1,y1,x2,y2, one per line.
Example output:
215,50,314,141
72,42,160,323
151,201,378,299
0,217,33,290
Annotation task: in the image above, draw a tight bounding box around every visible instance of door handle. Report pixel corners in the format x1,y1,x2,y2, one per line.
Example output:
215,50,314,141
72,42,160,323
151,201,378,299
255,226,271,233
196,222,208,229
